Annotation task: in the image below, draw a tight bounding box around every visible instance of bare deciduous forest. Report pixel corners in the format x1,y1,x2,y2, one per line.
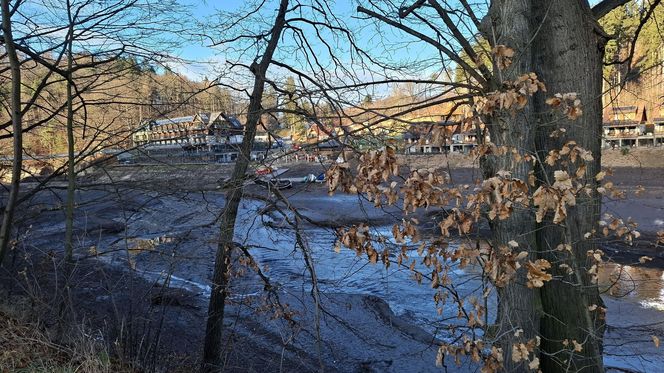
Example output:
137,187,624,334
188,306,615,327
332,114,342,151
2,0,664,372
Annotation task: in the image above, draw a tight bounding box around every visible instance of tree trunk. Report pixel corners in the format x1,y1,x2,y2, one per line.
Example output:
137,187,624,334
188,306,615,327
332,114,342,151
485,1,607,371
532,1,607,371
64,10,75,263
0,0,23,266
480,1,542,370
57,6,78,336
201,0,289,371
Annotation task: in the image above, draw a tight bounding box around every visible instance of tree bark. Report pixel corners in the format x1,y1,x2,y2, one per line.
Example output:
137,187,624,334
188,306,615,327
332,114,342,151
64,3,76,263
56,3,78,337
0,0,23,266
484,1,608,371
532,1,607,371
201,0,289,371
481,1,541,369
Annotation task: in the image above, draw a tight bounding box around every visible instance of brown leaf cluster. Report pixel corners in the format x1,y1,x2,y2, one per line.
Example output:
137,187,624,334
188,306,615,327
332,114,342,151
545,141,593,167
475,172,529,221
437,338,490,369
598,213,640,245
525,259,553,288
586,249,604,284
336,224,385,265
483,244,529,288
533,141,598,224
546,92,583,120
402,168,452,212
476,73,546,115
510,336,541,371
492,45,515,70
327,147,401,207
326,162,354,195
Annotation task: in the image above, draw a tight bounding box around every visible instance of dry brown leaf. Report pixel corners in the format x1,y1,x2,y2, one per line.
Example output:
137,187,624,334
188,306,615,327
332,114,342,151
528,357,540,370
526,259,553,288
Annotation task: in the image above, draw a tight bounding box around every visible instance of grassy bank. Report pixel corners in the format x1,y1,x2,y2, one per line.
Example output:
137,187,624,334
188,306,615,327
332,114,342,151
0,301,136,373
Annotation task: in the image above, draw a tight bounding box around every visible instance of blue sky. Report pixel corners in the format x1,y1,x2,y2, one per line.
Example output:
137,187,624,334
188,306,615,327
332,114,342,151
172,0,608,83
169,0,460,83
17,0,607,84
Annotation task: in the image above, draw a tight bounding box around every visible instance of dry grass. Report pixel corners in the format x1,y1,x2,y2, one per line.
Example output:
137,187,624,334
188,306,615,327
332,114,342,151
602,147,664,168
0,306,136,373
397,147,664,170
396,153,479,170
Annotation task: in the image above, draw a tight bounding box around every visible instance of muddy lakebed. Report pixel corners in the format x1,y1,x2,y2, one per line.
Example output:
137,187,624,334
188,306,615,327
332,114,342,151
13,174,664,372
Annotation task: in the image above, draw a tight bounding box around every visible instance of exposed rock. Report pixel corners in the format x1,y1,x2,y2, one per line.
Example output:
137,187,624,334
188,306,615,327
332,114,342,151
74,217,125,235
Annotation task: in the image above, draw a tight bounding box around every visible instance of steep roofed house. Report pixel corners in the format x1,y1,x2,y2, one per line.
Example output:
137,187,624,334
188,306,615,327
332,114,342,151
652,107,664,146
132,112,244,151
305,121,343,143
602,104,654,148
132,115,195,147
207,112,244,148
403,120,458,154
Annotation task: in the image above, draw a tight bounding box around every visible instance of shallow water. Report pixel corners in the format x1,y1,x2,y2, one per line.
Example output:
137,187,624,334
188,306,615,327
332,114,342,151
244,221,664,329
115,192,664,330
599,262,664,311
22,188,664,370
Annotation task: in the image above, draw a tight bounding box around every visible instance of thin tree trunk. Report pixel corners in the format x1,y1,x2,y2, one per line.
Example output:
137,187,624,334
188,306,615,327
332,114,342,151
0,0,23,266
57,4,77,337
64,7,75,262
201,0,289,370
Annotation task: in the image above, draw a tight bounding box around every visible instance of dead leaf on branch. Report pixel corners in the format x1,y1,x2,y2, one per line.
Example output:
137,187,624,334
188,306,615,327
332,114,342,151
493,45,514,70
546,92,583,120
526,259,552,288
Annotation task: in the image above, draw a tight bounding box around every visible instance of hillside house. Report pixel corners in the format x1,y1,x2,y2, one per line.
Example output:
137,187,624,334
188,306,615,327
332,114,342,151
133,112,244,150
403,120,482,154
602,105,663,148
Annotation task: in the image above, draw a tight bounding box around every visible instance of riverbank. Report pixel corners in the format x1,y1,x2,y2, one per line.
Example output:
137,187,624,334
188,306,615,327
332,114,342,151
1,182,457,372
2,257,451,372
1,155,663,371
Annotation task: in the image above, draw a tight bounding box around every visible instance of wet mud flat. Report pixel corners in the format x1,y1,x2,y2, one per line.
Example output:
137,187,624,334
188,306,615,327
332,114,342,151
2,164,663,372
2,182,462,372
1,256,452,372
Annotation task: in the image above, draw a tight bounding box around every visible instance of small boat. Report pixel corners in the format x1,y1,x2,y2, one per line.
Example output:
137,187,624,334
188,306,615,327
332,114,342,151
255,167,274,176
255,167,288,179
254,178,293,189
301,173,326,183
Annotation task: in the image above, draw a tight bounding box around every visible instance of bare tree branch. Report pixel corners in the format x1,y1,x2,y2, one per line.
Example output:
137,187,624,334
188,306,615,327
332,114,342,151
592,0,631,19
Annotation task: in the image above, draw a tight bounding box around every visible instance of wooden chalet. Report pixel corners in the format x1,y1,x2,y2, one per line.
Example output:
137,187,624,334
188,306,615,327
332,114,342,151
132,112,244,150
602,104,664,148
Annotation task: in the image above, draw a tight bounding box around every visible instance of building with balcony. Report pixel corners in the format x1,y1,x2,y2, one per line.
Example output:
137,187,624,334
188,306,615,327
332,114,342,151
602,105,664,148
402,120,486,154
132,112,244,150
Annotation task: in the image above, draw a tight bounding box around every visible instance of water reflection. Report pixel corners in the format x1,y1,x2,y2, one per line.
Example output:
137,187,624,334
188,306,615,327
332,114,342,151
599,263,664,310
